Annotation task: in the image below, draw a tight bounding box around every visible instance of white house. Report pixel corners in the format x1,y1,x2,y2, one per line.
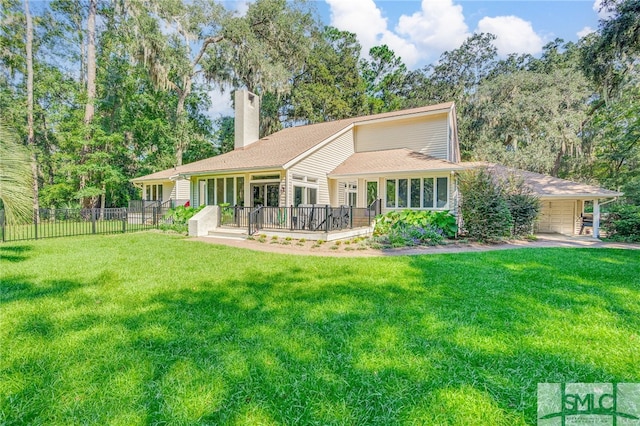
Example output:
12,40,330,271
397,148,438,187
132,90,621,237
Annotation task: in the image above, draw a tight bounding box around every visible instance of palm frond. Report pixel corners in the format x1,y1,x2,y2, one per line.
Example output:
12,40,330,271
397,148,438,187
0,120,34,224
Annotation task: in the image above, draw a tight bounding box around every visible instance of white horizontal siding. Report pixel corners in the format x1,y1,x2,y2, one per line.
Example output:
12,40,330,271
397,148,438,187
175,179,190,200
288,131,355,205
355,114,449,159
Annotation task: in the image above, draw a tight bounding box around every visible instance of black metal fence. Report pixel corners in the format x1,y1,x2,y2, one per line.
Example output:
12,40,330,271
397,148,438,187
128,199,189,211
222,201,382,235
0,207,172,243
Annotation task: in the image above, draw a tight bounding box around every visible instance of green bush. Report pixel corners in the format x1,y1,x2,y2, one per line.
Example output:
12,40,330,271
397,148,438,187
602,203,640,242
501,175,541,237
458,169,513,242
373,210,457,239
161,205,204,233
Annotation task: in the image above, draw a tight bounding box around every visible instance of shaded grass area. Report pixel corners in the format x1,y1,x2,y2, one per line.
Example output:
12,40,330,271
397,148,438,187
1,233,639,425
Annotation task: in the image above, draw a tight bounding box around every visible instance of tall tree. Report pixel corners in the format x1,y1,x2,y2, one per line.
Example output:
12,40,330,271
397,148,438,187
24,0,39,214
473,67,592,176
360,44,407,113
287,26,366,123
126,0,227,166
582,0,640,102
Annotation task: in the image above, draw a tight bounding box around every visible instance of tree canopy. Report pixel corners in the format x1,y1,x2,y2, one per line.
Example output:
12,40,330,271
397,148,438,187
1,0,638,208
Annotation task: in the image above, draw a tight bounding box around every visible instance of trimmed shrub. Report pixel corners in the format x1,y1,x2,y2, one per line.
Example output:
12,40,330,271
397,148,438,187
458,169,513,242
501,175,541,237
602,203,640,242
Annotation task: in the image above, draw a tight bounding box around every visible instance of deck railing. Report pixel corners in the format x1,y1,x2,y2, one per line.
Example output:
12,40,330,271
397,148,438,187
222,201,381,235
128,199,189,211
219,206,252,228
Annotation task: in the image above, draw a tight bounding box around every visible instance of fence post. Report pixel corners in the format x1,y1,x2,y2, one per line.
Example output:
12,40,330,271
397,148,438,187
34,209,38,240
350,206,353,229
1,210,5,243
153,207,157,226
91,208,97,234
122,208,127,233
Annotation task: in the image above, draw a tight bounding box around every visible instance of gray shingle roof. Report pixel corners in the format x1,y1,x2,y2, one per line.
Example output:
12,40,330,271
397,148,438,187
329,148,463,177
132,102,455,181
464,162,622,198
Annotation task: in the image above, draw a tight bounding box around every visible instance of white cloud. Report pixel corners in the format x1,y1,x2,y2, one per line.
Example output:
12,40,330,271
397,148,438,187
592,0,613,19
325,0,547,67
476,16,543,56
325,0,388,52
207,87,233,118
577,26,596,38
379,32,420,67
396,0,470,53
326,0,473,68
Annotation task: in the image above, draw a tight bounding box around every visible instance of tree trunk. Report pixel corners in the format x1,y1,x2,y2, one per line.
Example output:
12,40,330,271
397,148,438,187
80,0,97,208
84,0,96,126
174,76,192,166
24,0,39,219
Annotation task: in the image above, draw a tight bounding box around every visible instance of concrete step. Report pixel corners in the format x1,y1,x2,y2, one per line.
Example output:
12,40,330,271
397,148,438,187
207,227,247,240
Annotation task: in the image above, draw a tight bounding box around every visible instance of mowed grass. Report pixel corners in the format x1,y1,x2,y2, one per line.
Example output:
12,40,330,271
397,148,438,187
1,233,639,425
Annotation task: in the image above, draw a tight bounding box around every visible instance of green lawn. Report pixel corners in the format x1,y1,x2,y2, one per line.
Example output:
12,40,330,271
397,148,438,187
1,233,639,425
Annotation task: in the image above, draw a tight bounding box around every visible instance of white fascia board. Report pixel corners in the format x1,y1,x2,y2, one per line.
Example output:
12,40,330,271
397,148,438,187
328,168,461,179
179,166,284,179
129,175,179,184
538,193,623,200
283,124,355,170
353,106,452,127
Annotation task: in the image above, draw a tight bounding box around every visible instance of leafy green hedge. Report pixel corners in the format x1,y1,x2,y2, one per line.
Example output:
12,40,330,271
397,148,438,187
458,168,540,242
603,203,640,242
373,210,458,247
161,205,205,234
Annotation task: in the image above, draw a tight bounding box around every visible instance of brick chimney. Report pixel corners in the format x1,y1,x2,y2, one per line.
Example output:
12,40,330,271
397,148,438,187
234,90,260,150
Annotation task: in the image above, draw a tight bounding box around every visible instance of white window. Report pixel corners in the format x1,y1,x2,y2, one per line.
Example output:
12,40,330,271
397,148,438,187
145,184,163,201
204,176,245,206
346,183,357,207
386,177,448,209
293,185,318,206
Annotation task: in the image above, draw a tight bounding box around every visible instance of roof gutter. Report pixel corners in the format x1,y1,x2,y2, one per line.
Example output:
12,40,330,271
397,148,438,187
328,167,463,179
179,165,285,179
538,193,623,199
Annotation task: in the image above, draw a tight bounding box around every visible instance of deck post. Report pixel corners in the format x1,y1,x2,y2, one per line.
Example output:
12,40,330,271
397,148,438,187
593,199,600,239
350,206,353,229
325,205,329,232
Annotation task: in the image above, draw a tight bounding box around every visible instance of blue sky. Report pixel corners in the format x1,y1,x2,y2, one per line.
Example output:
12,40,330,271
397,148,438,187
212,0,606,116
316,0,605,69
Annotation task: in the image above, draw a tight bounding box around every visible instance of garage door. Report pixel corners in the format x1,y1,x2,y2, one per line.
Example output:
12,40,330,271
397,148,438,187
537,200,577,235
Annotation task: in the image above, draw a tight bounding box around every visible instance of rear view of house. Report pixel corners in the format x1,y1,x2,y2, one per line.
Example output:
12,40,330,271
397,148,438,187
131,90,620,238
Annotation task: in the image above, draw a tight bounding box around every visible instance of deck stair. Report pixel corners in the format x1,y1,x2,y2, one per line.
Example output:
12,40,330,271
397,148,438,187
206,226,247,240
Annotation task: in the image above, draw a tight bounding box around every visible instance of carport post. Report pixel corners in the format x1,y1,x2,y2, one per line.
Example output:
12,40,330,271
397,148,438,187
593,199,600,239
